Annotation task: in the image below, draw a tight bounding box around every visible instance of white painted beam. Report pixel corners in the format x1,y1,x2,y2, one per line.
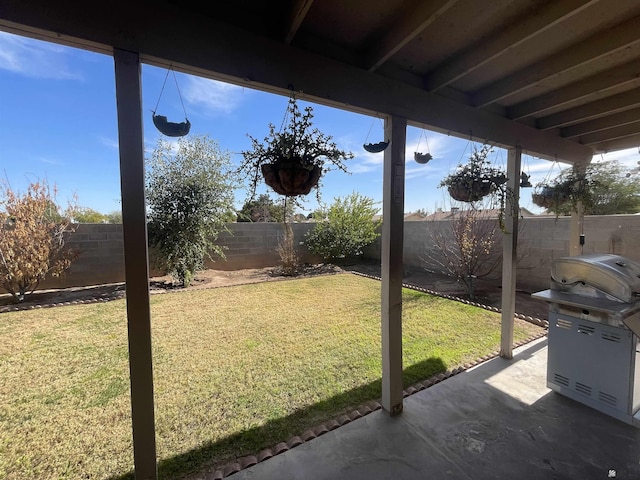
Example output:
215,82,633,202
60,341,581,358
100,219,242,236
590,133,640,153
472,15,640,107
579,121,640,146
561,107,640,138
284,0,313,45
381,115,406,416
0,0,593,163
537,89,640,130
113,49,157,480
425,0,598,92
500,147,521,360
509,60,640,120
365,0,459,72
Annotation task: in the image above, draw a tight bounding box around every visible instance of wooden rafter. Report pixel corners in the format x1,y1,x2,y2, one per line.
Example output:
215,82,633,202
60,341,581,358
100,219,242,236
365,0,459,72
472,14,640,107
425,0,599,92
284,0,314,44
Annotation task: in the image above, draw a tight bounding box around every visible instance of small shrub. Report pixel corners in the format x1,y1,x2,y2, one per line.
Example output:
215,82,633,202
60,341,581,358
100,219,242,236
305,192,381,262
276,222,298,276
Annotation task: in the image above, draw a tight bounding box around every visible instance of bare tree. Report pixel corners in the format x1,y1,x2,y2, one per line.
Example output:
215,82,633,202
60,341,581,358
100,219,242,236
422,207,502,300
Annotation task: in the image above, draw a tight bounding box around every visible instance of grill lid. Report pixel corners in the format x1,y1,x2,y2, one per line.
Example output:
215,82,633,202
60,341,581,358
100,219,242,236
551,253,640,303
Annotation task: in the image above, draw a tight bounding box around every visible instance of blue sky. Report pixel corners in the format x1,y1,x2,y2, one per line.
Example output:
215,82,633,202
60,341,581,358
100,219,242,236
1,31,638,217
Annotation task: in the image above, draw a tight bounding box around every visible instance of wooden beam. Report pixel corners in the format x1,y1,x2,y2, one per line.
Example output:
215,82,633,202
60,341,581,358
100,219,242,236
500,146,521,360
113,48,158,480
284,0,313,44
537,89,640,130
561,107,640,138
381,115,406,416
509,60,640,120
579,121,640,146
472,15,640,107
365,0,459,72
589,133,640,153
0,0,593,163
425,0,597,92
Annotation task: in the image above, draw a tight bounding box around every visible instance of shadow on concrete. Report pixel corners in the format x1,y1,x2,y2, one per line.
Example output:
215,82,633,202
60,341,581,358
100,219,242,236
229,338,640,480
107,357,447,480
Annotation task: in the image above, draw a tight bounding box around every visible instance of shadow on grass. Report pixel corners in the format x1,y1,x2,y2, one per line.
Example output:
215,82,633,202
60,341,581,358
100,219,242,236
107,356,447,480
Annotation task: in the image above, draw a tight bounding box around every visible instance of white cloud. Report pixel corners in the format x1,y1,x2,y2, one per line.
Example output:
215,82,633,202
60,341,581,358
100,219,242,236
595,147,640,169
0,31,82,80
182,76,247,115
98,136,119,150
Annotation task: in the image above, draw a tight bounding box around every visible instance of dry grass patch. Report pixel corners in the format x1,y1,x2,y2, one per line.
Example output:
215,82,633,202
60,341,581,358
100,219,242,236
0,273,542,479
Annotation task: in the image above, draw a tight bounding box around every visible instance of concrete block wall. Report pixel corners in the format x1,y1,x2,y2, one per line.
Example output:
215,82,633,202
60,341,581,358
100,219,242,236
5,214,639,292
17,222,320,291
363,214,640,293
207,222,320,270
38,223,126,289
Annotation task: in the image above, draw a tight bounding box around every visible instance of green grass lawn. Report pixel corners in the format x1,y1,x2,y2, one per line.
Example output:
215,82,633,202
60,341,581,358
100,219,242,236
0,273,543,480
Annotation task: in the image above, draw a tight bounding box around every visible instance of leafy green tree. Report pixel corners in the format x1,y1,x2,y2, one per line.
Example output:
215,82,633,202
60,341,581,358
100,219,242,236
547,160,640,215
146,134,238,286
74,207,108,223
105,210,122,224
305,192,381,262
0,180,79,302
236,194,294,222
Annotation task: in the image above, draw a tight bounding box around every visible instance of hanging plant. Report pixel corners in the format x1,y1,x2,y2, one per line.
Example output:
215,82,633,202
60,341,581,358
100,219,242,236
439,144,507,203
239,96,354,198
532,164,598,216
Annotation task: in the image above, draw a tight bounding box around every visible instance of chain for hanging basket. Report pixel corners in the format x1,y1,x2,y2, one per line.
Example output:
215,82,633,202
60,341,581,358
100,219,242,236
414,129,432,164
152,66,191,137
363,115,389,152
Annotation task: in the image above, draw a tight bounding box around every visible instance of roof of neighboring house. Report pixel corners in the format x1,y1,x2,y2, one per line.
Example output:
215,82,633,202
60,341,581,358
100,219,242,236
423,207,537,221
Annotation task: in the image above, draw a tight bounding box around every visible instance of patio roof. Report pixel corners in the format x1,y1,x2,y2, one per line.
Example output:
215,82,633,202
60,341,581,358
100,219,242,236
2,0,640,161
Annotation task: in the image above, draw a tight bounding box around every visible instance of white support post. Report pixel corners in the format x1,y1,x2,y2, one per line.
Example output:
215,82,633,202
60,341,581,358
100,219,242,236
113,49,158,480
568,159,589,256
569,201,585,256
381,115,407,416
500,146,522,360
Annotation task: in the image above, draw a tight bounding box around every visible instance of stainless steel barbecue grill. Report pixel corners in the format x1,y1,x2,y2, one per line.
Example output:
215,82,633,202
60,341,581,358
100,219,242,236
532,253,640,426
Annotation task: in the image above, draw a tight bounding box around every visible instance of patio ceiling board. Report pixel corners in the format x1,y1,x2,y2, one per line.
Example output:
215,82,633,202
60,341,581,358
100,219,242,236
2,0,640,157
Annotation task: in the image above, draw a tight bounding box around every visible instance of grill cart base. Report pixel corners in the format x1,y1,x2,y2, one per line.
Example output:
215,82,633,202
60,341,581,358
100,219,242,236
533,254,640,427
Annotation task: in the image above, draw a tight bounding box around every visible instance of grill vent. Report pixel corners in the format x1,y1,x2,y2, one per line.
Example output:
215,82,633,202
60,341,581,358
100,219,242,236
575,382,592,396
577,324,595,335
553,373,570,387
556,319,572,330
599,392,617,407
601,332,621,343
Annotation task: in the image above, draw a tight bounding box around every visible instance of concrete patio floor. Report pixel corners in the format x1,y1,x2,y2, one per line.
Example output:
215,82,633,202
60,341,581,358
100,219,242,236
231,337,640,480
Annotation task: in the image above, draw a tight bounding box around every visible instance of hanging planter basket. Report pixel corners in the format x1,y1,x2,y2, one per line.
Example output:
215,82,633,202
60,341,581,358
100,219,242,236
414,152,433,164
152,114,191,137
239,93,354,199
363,141,389,153
261,157,322,196
447,180,494,203
531,186,569,209
151,66,191,137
